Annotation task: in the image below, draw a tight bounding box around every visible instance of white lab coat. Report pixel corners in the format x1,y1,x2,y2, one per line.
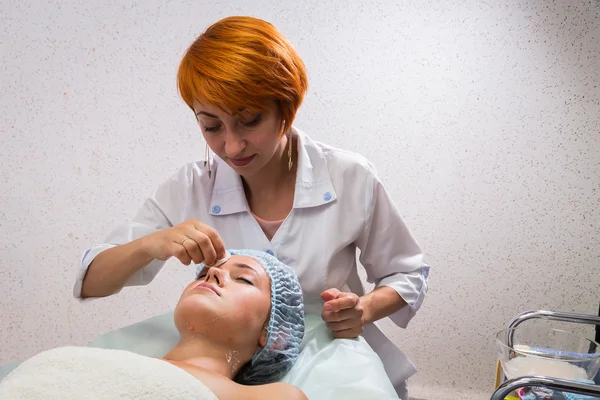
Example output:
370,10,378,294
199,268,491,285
74,127,430,395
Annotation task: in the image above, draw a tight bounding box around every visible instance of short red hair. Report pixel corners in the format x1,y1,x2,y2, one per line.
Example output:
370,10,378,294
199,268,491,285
177,16,308,134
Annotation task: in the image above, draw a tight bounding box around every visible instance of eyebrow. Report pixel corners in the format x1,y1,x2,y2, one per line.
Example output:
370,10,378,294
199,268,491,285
199,262,262,279
232,263,261,278
195,111,219,118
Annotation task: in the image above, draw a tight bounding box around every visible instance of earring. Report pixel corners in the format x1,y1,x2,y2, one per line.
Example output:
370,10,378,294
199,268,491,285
204,143,212,179
286,121,293,171
288,134,293,171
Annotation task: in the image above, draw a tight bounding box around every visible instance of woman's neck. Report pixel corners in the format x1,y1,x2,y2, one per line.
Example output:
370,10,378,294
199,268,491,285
243,132,297,194
161,336,246,380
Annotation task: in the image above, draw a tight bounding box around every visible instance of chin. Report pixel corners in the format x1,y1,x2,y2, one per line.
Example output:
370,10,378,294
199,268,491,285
175,296,213,321
230,162,263,177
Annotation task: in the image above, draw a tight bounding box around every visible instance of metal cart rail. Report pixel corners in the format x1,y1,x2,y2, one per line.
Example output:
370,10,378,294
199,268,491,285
491,310,600,400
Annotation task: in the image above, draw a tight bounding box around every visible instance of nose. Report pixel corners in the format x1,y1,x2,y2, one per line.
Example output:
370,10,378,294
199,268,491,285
223,130,247,158
205,267,225,287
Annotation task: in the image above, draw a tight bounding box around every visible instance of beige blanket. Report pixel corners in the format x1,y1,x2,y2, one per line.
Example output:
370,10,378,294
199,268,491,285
0,346,217,400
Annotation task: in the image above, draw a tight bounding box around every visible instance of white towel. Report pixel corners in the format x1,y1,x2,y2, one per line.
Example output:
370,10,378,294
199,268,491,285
0,346,218,400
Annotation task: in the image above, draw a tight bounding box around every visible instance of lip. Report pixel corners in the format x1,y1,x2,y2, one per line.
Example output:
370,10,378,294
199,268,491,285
229,155,256,167
194,282,220,296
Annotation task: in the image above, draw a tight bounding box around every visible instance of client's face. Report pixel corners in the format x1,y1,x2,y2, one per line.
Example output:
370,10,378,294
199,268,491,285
174,255,272,354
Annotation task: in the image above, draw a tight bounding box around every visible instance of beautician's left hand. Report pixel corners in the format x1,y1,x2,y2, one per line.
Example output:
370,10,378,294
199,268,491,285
321,288,365,338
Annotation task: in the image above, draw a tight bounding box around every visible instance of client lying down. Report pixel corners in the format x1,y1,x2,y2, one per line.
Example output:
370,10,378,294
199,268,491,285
1,249,307,400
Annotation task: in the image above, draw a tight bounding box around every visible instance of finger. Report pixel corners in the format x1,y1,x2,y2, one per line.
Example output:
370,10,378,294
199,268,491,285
180,235,204,264
187,230,216,265
324,294,359,312
320,288,341,302
195,223,227,265
326,318,363,332
322,306,363,323
184,228,214,265
170,243,192,266
332,326,363,339
209,231,227,260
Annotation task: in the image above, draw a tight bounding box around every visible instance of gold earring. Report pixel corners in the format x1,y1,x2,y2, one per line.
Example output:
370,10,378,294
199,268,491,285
288,134,293,171
204,143,212,179
285,121,293,171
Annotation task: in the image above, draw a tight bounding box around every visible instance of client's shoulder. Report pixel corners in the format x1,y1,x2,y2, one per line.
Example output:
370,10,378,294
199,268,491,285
167,360,307,400
246,382,307,400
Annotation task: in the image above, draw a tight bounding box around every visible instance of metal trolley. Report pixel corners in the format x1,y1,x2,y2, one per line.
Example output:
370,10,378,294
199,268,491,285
490,310,600,399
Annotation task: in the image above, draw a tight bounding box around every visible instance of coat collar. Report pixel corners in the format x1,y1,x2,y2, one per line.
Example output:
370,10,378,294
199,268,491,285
207,127,337,216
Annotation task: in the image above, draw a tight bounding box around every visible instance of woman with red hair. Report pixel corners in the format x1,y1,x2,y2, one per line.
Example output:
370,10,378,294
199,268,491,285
76,16,430,398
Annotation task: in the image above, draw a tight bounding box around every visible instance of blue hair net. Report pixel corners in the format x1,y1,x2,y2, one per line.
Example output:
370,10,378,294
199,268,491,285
195,249,305,385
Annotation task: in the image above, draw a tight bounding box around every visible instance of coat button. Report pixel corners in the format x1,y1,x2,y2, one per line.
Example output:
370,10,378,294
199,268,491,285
266,249,274,256
212,205,221,214
323,192,332,201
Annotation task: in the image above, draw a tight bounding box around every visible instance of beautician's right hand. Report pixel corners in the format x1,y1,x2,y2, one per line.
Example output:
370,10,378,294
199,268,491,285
141,219,227,266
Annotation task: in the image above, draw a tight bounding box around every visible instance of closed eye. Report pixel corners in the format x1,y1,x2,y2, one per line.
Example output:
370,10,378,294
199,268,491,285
203,125,221,132
243,113,262,127
197,274,207,280
237,277,254,285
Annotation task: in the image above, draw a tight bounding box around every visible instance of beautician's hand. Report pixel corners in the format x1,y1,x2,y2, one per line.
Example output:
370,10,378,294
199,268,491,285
320,288,365,339
141,219,227,266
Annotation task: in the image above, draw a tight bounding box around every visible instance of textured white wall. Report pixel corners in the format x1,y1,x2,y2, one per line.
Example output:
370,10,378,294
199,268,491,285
1,0,599,398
